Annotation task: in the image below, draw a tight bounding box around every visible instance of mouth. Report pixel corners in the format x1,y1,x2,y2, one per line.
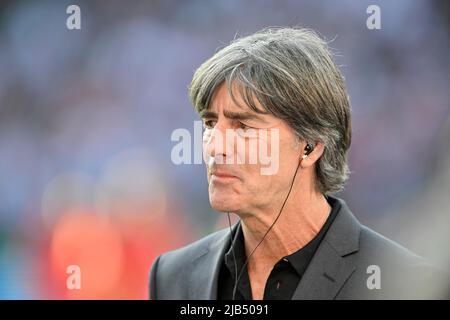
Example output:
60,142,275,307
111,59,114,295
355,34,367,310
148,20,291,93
209,170,239,184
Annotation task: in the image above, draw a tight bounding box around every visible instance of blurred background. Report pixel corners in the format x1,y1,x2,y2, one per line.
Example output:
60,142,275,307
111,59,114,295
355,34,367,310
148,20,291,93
0,0,449,299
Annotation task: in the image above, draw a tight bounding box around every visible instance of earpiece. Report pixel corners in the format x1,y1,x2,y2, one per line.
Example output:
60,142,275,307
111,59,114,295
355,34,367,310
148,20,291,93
302,143,314,159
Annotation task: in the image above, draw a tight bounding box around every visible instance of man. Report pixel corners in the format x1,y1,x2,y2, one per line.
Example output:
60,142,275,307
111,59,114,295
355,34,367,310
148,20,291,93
150,27,448,299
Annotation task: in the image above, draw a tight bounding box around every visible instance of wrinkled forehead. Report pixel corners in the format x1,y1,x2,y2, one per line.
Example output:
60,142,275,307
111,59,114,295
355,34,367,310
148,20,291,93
208,81,269,115
201,82,285,129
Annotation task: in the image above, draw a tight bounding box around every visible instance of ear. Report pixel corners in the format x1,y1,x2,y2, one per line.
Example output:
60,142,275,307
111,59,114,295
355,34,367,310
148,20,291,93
300,141,325,168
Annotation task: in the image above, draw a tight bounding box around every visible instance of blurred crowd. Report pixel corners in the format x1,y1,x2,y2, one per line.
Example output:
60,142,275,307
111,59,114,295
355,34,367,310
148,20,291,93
0,0,449,298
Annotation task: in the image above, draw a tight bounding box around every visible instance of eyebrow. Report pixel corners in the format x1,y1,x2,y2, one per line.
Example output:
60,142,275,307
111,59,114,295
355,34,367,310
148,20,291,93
200,109,269,124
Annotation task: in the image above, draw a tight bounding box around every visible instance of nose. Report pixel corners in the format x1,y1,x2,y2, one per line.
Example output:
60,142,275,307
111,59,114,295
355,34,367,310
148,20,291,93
203,121,234,163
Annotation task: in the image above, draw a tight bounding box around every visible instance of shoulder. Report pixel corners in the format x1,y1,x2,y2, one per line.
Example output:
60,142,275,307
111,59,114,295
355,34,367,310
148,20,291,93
157,226,229,267
352,225,449,299
149,226,230,299
327,197,449,298
359,225,423,265
329,195,432,267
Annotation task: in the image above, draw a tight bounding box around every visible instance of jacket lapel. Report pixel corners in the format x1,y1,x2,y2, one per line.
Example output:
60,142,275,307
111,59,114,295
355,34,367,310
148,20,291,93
291,198,361,299
189,223,239,299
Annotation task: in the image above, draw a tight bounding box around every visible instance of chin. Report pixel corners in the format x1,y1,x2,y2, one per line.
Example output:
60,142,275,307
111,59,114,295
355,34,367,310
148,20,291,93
210,201,239,213
209,195,241,213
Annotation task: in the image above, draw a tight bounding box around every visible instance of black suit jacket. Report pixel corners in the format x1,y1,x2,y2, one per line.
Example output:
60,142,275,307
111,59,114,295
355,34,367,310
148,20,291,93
150,196,449,299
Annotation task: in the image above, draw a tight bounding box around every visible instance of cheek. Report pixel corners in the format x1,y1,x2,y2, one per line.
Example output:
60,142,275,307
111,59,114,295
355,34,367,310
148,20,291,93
202,129,212,141
235,134,265,166
202,142,209,164
202,131,212,163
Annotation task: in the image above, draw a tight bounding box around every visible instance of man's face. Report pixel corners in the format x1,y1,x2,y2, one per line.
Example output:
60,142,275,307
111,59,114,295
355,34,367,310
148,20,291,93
202,83,304,216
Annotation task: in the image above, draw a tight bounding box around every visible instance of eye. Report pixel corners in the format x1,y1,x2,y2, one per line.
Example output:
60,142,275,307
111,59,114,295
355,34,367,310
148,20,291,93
203,119,216,129
236,122,258,138
238,122,252,130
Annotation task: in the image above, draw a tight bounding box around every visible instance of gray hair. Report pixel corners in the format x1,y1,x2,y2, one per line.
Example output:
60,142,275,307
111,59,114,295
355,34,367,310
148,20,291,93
188,27,352,194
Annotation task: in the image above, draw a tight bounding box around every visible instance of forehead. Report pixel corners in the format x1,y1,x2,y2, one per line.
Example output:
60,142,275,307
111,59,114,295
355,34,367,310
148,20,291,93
202,83,286,128
209,82,266,114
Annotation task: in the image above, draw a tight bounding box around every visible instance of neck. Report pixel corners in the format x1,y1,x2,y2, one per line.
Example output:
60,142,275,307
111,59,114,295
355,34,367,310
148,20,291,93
239,188,331,271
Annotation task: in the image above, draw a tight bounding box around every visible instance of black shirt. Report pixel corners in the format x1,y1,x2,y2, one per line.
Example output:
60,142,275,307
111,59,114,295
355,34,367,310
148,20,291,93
217,195,340,300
